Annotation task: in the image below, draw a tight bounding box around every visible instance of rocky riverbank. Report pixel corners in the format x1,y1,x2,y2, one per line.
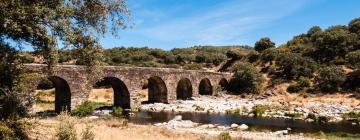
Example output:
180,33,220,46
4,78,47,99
138,95,360,123
154,115,316,140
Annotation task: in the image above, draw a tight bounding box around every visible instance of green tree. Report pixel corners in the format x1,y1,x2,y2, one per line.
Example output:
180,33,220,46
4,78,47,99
310,25,357,63
307,26,322,37
349,18,360,35
316,66,346,92
228,62,264,94
260,48,278,64
254,37,275,52
0,0,130,72
346,50,360,69
275,53,317,79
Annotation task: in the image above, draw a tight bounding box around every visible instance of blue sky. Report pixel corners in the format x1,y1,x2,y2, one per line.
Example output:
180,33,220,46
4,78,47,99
98,0,360,50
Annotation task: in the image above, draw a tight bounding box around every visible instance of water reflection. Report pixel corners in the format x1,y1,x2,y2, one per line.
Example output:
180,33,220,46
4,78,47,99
127,111,360,134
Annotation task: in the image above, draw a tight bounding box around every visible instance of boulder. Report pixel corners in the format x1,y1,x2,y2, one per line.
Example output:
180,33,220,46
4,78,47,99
230,123,239,128
173,115,182,121
239,124,249,130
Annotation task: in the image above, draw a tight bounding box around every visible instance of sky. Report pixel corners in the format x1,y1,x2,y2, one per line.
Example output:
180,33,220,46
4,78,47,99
97,0,360,50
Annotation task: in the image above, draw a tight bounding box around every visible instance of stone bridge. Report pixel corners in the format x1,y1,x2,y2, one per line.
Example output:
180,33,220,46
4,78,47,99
24,64,232,113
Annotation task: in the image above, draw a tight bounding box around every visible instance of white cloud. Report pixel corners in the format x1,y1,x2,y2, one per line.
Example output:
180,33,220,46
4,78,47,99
126,0,310,47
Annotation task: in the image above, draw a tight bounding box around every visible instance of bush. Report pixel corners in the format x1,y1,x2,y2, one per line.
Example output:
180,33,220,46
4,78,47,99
316,66,346,92
228,63,264,94
287,77,311,93
71,101,97,117
346,50,360,69
246,51,260,63
276,52,317,79
218,132,231,140
183,63,202,70
0,120,29,140
112,107,123,117
260,48,278,64
251,105,266,117
254,37,276,52
56,113,77,140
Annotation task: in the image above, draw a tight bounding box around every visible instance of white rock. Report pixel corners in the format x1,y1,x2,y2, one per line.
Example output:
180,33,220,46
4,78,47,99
239,124,249,130
208,124,216,128
173,115,182,121
274,130,288,135
230,123,239,128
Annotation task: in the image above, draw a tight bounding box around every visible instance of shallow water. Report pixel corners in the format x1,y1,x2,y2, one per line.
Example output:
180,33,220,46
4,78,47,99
127,111,360,134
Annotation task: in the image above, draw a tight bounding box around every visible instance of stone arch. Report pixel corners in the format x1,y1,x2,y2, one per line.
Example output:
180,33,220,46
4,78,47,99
148,76,168,103
199,78,213,95
37,76,71,114
219,78,229,90
176,78,193,100
95,77,130,109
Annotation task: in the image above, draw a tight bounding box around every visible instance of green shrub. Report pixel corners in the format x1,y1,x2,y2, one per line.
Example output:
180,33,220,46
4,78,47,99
183,63,202,70
218,132,231,140
251,105,266,117
225,109,233,114
260,48,278,64
71,101,97,117
346,50,360,69
254,37,275,52
287,77,311,93
344,111,360,123
234,108,241,114
275,52,317,79
228,62,264,94
285,112,302,119
112,107,123,117
316,66,346,92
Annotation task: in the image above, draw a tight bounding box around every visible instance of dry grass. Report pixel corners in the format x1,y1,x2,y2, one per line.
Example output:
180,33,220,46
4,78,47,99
269,93,360,107
89,88,114,103
33,89,55,111
28,117,206,140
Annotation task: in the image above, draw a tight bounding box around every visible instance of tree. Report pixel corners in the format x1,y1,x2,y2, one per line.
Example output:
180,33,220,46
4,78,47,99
310,25,357,63
346,50,360,69
307,26,322,37
0,0,131,72
349,18,360,35
260,48,278,64
254,37,275,52
275,52,317,79
316,66,346,92
228,62,264,94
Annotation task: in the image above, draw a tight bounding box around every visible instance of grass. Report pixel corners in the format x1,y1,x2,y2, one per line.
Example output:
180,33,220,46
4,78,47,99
251,105,266,117
284,112,302,119
305,131,360,140
29,117,205,140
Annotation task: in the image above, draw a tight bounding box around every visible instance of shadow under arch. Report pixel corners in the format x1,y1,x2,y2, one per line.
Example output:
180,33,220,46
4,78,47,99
219,78,229,91
95,77,130,109
176,78,193,100
199,78,213,95
148,76,168,103
39,76,71,114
